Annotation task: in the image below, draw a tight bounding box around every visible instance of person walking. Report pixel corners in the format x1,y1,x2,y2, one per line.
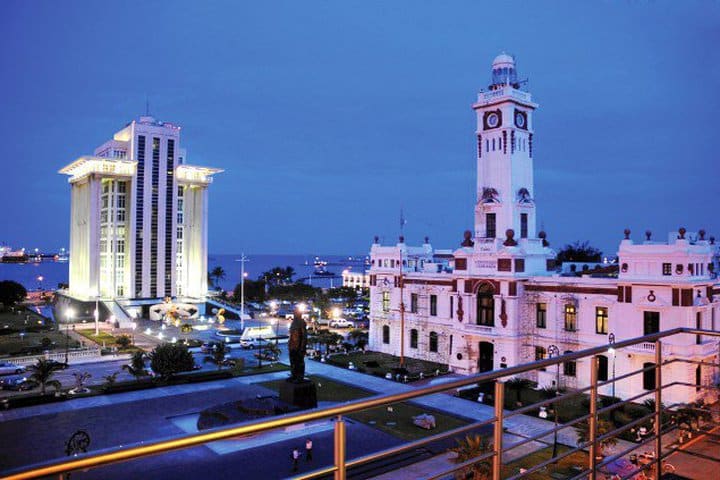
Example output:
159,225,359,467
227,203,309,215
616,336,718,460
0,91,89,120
292,447,301,472
305,438,313,462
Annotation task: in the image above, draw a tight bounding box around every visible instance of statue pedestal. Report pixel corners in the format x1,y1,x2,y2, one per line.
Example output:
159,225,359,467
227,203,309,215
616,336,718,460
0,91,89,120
279,379,317,410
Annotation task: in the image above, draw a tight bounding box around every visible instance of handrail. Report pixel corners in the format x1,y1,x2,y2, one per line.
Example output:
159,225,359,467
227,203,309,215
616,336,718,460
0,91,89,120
4,327,720,479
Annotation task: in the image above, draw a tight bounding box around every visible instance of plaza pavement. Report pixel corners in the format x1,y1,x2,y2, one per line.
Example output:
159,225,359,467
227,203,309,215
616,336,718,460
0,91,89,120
2,351,643,479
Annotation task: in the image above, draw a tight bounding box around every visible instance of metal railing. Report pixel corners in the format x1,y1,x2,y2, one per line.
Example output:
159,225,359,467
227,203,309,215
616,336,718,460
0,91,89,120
4,327,720,480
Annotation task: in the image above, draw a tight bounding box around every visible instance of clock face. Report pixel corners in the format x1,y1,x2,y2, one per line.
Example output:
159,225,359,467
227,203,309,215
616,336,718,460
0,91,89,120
487,113,500,128
514,110,527,129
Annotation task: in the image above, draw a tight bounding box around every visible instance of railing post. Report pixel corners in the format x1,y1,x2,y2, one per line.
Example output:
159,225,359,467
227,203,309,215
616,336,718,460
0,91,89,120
589,355,598,480
493,380,504,480
654,341,663,478
334,415,346,480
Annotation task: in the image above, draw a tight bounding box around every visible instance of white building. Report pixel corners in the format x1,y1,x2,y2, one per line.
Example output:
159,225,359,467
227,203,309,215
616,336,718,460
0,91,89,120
342,269,370,289
368,54,719,405
60,116,221,315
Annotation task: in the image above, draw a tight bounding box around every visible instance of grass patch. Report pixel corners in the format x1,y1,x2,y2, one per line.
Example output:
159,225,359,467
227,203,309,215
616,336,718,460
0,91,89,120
350,402,469,442
234,362,290,376
75,329,142,354
0,308,77,355
326,351,450,378
257,375,373,402
502,445,587,479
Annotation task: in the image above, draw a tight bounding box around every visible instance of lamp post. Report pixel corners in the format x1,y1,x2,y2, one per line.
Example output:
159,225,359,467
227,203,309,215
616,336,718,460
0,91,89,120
37,275,44,291
608,332,616,399
236,254,249,331
65,308,75,365
548,344,560,459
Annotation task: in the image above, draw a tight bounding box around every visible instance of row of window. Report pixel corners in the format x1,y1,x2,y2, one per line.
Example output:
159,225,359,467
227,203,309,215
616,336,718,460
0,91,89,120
381,326,440,353
135,135,146,296
483,213,528,238
661,262,709,276
535,303,609,333
481,135,528,154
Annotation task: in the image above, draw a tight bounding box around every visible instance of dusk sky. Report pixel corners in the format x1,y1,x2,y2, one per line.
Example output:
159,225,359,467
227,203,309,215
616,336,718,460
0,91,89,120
1,1,718,256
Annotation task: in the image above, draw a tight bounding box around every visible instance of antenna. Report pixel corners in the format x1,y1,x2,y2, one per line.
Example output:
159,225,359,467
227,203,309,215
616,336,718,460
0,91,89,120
145,96,150,116
400,206,407,237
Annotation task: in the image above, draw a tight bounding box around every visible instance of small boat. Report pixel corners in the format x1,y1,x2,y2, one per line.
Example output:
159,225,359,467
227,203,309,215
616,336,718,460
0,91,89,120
313,257,335,276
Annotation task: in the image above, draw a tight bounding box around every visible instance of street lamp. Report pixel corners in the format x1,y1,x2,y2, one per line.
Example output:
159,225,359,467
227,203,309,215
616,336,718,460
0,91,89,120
548,344,560,459
608,332,616,399
236,254,249,331
65,308,75,365
37,275,44,291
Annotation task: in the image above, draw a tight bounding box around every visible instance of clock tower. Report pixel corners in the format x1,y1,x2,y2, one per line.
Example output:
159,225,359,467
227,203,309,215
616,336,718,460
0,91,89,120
473,53,538,248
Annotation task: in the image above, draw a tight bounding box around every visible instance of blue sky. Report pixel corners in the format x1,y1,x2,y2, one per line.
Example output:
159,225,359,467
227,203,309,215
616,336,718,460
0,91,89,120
0,1,718,256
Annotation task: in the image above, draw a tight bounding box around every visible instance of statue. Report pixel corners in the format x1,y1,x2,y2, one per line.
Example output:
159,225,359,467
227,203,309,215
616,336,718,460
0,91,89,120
287,310,307,383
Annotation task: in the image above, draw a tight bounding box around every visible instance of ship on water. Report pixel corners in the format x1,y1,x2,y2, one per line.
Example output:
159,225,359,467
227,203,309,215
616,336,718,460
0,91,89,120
0,246,28,263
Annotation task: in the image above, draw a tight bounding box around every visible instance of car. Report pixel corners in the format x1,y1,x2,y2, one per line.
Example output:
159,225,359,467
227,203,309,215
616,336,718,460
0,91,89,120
329,318,354,328
0,375,36,391
201,341,223,353
45,360,69,370
0,362,25,376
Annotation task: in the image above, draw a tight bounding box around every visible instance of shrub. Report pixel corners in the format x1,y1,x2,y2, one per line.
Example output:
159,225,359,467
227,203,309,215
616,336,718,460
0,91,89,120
149,343,196,379
116,335,131,349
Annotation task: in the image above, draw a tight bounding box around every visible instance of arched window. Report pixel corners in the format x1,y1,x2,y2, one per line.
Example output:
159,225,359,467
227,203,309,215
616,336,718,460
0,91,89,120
382,325,390,344
410,329,418,349
476,283,495,326
429,331,438,353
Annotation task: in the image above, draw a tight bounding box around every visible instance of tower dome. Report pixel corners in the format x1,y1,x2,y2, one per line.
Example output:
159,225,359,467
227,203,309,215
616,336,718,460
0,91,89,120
490,52,519,90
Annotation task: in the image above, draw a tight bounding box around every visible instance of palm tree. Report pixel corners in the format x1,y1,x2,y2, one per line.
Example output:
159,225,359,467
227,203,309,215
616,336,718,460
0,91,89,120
210,266,226,288
27,358,62,395
204,342,229,370
348,329,368,351
574,418,618,457
262,342,281,361
449,434,492,480
123,351,148,380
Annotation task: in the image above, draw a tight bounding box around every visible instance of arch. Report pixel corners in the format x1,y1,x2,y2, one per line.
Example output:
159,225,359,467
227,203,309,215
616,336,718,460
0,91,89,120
429,331,438,352
382,325,390,344
410,329,418,349
476,282,495,326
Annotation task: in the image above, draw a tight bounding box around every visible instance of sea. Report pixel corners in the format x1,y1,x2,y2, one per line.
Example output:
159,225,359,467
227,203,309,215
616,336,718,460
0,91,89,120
0,254,369,293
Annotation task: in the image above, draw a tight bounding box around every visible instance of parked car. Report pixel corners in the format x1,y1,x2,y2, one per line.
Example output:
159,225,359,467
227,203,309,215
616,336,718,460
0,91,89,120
329,318,354,328
0,375,35,391
201,341,222,353
45,360,69,370
0,362,25,376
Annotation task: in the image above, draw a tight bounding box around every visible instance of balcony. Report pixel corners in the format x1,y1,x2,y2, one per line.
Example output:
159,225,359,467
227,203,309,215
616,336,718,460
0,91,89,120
6,327,720,480
465,323,496,335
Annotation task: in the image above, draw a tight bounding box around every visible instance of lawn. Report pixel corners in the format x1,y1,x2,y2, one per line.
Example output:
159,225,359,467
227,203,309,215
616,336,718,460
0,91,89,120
75,329,143,353
502,445,588,479
0,308,77,355
257,374,373,402
326,350,450,378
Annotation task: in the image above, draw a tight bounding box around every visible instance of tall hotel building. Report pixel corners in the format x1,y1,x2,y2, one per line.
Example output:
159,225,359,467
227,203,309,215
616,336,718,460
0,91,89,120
60,116,221,311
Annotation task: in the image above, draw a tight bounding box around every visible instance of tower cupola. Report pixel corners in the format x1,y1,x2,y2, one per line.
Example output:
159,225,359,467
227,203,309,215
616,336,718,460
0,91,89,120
490,52,519,90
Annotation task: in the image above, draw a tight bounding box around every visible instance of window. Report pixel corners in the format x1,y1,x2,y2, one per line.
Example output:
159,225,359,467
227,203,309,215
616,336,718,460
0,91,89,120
486,213,496,238
643,311,659,335
450,296,454,319
477,283,495,326
595,307,608,334
410,293,418,313
492,138,495,151
382,291,390,313
485,139,489,152
430,295,437,316
564,304,577,331
563,351,576,377
643,362,656,390
662,263,672,276
536,303,547,328
696,312,702,345
597,355,609,382
520,213,528,238
382,325,390,344
410,329,418,349
429,331,438,352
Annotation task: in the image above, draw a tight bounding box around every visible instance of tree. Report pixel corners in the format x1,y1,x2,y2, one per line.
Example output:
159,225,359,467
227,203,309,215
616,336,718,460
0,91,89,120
505,377,534,404
210,266,226,288
27,358,62,395
348,329,368,351
103,371,120,389
204,342,230,370
260,266,295,287
0,280,27,309
149,343,196,379
116,335,132,349
449,434,492,480
317,331,343,355
233,279,266,303
123,351,148,381
556,241,602,264
574,418,618,457
262,342,281,361
71,371,92,393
